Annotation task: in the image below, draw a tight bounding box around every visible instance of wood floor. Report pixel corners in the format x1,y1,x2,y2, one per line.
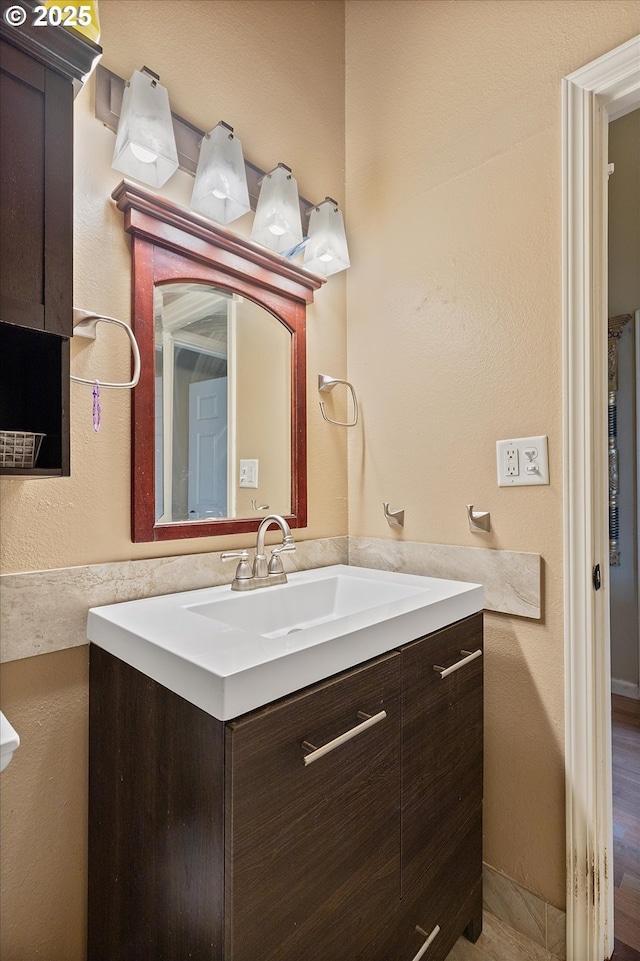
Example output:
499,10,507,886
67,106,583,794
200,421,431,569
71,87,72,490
611,694,640,961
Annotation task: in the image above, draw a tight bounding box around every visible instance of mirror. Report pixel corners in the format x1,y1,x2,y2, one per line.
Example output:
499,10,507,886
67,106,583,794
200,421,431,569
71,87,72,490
113,181,324,543
154,282,291,523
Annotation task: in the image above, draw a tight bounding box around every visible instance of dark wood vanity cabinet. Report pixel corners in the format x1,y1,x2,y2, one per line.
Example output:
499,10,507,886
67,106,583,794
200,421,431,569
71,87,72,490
0,10,101,475
89,612,483,961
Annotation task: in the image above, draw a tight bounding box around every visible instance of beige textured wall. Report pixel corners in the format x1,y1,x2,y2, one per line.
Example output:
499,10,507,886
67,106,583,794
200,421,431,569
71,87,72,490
345,0,639,908
0,648,88,961
609,110,640,319
0,3,345,959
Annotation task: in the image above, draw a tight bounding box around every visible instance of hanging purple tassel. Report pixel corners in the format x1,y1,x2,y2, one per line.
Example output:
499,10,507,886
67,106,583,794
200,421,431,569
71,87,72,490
92,381,101,432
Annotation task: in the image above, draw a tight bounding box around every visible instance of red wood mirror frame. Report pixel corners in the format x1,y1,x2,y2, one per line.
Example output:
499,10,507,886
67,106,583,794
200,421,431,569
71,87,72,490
113,181,324,543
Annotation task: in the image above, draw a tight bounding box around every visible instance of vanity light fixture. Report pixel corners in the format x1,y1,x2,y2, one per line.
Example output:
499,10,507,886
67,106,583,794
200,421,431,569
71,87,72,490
111,67,179,188
250,164,303,253
303,197,350,276
191,121,251,224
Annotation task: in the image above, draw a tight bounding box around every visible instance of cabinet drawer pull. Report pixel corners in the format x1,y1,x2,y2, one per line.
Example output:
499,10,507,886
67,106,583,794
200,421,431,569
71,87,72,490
433,648,482,678
302,710,387,766
411,923,440,960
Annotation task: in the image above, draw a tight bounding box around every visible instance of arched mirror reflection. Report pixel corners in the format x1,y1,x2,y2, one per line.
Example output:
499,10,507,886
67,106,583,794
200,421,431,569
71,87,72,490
154,283,291,524
113,180,324,543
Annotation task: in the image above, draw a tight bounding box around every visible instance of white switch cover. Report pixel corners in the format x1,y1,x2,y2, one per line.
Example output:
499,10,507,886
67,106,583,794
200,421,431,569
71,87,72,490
496,436,549,487
239,459,259,489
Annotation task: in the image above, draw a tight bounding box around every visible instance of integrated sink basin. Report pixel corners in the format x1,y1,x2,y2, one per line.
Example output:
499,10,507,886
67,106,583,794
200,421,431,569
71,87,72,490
87,564,483,720
185,572,430,638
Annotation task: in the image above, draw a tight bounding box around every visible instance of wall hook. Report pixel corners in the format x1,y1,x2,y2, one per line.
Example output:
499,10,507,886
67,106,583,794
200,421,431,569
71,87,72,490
467,504,491,533
383,502,405,528
318,374,358,427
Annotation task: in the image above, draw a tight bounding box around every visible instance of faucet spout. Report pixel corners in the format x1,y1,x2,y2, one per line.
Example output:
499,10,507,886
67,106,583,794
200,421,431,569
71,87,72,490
253,514,295,580
256,514,293,556
224,515,296,591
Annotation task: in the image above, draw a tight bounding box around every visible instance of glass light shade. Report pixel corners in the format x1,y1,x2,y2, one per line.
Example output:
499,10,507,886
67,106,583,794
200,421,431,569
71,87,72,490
191,123,250,224
250,165,303,253
112,69,179,188
303,198,350,276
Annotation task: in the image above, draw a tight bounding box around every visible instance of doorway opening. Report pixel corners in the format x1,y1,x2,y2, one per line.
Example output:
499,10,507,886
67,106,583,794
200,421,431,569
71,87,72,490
607,107,640,958
562,34,640,961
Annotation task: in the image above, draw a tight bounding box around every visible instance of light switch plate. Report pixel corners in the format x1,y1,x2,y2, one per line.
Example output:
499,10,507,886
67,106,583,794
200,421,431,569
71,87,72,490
496,436,549,487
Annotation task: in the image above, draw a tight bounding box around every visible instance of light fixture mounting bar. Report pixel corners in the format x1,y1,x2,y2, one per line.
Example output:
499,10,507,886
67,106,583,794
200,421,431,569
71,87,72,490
95,64,314,219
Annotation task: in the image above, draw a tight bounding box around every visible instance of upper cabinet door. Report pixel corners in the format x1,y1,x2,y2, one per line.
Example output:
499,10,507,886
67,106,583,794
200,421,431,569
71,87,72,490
0,40,73,336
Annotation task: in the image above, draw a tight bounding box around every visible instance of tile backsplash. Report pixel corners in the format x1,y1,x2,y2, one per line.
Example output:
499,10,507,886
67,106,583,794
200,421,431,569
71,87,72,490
0,536,541,662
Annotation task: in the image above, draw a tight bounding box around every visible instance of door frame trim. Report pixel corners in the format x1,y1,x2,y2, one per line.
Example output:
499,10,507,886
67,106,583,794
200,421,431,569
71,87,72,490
562,34,640,961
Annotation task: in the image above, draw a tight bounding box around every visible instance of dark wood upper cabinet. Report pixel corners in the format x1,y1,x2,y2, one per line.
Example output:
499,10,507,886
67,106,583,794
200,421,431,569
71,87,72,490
0,1,101,476
0,39,72,335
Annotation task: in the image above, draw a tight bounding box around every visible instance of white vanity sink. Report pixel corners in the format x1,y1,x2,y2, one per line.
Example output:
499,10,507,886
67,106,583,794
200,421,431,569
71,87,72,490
87,564,483,720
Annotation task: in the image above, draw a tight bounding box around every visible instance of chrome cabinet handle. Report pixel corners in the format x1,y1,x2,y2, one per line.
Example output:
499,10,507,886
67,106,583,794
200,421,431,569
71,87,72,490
302,710,387,766
411,924,440,961
433,648,482,678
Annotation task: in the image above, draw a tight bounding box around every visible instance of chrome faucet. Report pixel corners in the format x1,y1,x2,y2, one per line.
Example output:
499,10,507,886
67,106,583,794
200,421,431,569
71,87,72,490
221,514,296,591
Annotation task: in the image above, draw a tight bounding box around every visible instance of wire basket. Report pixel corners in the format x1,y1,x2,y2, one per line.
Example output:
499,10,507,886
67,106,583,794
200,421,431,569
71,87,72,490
0,430,46,468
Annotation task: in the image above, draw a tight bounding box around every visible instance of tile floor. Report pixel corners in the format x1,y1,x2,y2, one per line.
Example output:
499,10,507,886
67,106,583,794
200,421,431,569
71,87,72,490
445,912,561,961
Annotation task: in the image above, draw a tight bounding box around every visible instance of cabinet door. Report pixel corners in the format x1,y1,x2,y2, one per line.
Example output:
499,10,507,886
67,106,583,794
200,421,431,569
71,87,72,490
88,646,225,961
0,39,73,336
225,653,401,961
401,613,483,896
366,811,482,961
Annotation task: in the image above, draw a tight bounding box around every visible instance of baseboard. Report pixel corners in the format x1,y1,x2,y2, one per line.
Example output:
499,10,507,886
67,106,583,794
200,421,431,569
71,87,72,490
611,678,640,700
483,863,566,959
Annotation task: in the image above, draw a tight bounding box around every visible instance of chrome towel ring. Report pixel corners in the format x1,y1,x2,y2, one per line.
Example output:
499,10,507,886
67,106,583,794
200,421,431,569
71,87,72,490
318,373,358,427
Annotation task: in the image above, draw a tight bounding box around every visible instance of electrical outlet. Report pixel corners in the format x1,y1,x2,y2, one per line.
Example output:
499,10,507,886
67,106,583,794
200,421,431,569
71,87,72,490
505,447,519,476
496,436,549,487
239,459,259,489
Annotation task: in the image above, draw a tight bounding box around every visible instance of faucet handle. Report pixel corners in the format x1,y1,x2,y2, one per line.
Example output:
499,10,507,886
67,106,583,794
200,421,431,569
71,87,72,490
270,539,296,557
268,540,295,582
221,549,249,562
221,550,253,585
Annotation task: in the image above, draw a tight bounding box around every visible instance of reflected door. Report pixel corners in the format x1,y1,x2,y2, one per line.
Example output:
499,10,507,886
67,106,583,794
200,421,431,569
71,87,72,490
188,377,228,519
